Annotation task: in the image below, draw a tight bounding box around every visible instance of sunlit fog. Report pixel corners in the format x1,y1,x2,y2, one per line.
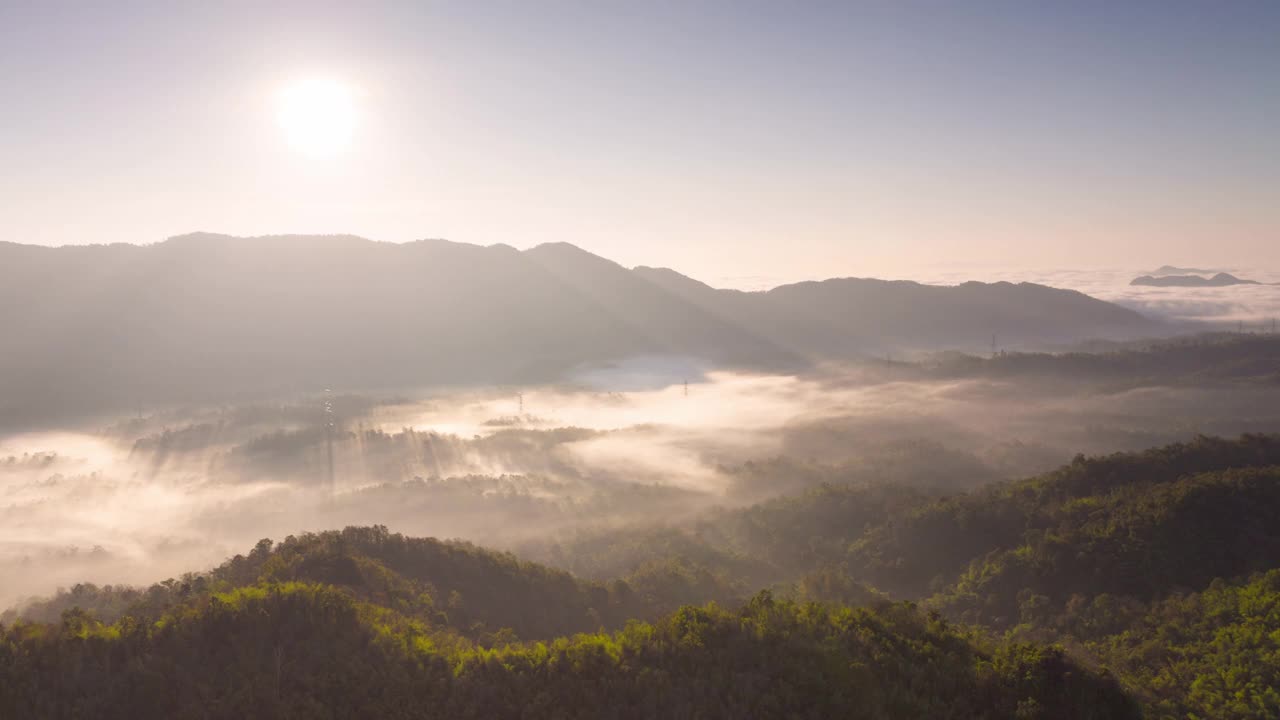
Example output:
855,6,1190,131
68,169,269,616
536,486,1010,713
8,359,1280,611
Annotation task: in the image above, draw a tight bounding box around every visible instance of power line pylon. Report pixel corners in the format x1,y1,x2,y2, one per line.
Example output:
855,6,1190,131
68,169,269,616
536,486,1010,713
324,388,335,499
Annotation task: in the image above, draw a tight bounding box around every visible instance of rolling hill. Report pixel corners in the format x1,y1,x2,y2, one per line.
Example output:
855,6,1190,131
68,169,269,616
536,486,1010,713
523,434,1280,719
0,527,1138,719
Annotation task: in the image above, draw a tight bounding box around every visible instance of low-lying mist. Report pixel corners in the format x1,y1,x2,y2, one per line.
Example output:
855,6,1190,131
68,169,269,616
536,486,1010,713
6,362,1280,613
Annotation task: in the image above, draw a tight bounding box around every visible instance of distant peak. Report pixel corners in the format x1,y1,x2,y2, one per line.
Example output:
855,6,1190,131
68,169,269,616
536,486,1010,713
526,241,593,255
1152,264,1217,275
524,241,624,270
163,231,235,244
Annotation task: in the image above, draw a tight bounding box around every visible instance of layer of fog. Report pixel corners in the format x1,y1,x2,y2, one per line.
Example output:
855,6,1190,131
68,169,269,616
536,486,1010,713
5,366,1280,613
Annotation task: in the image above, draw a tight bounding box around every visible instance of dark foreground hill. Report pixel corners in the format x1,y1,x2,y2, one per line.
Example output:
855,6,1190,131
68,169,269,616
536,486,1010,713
0,233,1159,425
0,528,1137,720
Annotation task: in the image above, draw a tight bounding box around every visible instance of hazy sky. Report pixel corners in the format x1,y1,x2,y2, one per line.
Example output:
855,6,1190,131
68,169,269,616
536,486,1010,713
2,1,1277,281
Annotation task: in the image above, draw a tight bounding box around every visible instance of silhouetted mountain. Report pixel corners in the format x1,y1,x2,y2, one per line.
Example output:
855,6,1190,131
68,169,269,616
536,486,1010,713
1130,272,1261,287
634,267,1158,354
0,234,1160,424
1150,264,1219,275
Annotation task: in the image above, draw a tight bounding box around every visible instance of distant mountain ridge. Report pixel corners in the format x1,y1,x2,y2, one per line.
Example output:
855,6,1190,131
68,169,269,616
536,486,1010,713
0,233,1160,423
1150,264,1219,275
1131,272,1261,287
635,265,1157,356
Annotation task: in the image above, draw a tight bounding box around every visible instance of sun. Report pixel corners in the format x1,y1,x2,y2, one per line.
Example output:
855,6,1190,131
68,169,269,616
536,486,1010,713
275,78,358,157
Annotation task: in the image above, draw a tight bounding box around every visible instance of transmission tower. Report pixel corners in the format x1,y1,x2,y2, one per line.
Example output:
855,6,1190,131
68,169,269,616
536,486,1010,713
324,389,335,498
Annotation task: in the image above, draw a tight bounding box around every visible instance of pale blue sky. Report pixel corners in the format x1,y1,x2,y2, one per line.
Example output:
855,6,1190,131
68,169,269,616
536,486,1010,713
1,1,1277,281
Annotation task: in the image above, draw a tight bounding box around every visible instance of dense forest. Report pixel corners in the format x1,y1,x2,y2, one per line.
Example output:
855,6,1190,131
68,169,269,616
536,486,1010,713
1,529,1137,719
519,434,1280,718
7,435,1280,717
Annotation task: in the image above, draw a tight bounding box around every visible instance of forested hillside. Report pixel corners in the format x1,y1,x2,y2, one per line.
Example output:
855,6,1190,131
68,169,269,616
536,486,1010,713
7,527,660,643
0,533,1137,719
519,434,1280,718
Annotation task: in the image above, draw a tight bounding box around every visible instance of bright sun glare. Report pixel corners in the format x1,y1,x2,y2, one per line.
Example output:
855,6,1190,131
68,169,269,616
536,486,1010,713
275,78,358,157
